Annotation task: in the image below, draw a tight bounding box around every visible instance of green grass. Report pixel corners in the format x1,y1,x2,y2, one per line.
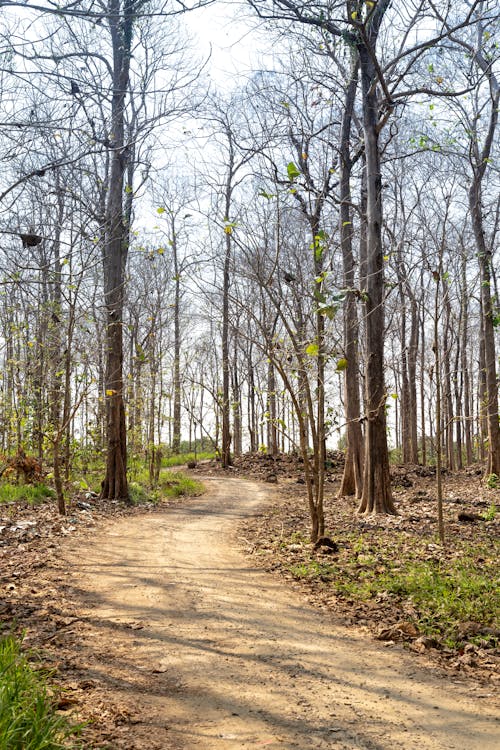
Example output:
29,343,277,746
128,481,158,505
161,451,215,468
160,471,205,497
127,472,205,505
0,633,82,749
288,536,499,647
0,483,55,505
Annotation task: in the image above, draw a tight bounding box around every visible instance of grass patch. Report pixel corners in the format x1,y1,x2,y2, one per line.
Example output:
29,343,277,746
160,471,205,498
0,632,82,749
286,535,499,647
161,452,215,468
0,483,55,505
128,481,158,505
127,472,205,504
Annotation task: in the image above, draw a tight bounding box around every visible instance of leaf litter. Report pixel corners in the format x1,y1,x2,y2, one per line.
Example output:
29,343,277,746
0,458,498,748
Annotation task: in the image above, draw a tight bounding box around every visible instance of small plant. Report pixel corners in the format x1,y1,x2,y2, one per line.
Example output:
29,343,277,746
482,503,497,521
0,632,82,748
486,473,499,489
289,560,335,580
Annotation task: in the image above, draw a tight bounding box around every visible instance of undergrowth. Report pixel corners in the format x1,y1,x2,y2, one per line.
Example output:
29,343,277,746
162,451,215,468
0,483,55,505
128,471,204,504
287,535,499,647
0,633,82,749
160,471,204,497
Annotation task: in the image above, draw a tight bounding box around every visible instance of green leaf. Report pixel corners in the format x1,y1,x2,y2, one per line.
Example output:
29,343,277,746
317,304,338,320
306,343,319,357
287,162,301,181
336,358,348,371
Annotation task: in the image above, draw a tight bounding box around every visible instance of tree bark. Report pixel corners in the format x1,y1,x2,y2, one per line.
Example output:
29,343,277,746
172,220,182,454
471,179,500,475
338,55,364,498
101,0,134,501
357,32,396,515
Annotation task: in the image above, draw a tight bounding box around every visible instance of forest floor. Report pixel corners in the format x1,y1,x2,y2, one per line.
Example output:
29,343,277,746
0,461,499,748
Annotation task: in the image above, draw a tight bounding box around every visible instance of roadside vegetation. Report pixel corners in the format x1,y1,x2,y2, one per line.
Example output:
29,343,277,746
229,453,499,672
0,483,55,505
0,633,82,749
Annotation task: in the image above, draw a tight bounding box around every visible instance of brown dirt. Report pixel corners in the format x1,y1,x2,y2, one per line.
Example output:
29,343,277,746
29,476,500,749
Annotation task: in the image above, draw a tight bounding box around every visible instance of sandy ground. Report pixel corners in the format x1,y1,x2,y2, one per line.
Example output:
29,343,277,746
62,477,499,749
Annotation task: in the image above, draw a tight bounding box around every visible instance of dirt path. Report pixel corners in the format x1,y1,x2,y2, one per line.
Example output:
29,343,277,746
63,478,499,749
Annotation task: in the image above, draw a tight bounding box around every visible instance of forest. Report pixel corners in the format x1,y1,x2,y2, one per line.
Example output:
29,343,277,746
0,1,498,748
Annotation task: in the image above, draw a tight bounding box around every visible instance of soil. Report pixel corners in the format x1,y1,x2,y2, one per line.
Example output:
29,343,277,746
2,473,498,749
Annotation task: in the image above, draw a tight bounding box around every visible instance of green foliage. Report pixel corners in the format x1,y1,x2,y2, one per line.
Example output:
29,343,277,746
161,451,215,468
128,481,157,505
286,536,499,647
160,472,204,498
482,503,497,521
286,161,301,181
305,342,319,357
486,473,498,489
128,468,204,504
388,447,403,464
0,633,82,749
0,483,55,505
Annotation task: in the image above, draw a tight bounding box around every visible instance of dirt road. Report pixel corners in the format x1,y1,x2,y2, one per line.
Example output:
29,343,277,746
63,477,499,749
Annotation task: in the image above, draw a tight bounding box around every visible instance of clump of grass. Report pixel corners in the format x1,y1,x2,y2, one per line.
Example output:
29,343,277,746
160,471,204,498
0,483,55,505
486,473,498,489
127,472,204,504
482,502,497,521
0,632,82,748
128,481,158,505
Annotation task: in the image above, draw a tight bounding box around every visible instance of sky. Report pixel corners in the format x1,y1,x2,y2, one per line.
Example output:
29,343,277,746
183,2,276,88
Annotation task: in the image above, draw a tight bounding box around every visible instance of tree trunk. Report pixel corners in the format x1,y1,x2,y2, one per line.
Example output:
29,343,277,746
248,354,258,452
172,224,182,454
101,0,134,501
471,179,500,475
266,357,278,456
232,346,242,456
357,39,396,515
338,55,364,498
442,284,455,471
460,250,473,465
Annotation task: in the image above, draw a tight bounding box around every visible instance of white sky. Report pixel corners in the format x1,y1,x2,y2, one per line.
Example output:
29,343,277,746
183,2,277,87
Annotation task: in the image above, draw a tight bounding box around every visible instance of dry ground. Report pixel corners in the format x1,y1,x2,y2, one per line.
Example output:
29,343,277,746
1,470,498,749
